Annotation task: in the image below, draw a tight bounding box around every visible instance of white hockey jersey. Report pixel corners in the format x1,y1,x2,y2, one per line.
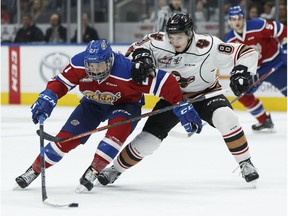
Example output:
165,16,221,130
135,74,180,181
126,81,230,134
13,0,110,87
126,32,258,93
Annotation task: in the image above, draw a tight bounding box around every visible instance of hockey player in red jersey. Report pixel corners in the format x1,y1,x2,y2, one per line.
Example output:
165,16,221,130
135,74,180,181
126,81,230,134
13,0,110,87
15,40,202,192
97,13,260,187
225,6,287,132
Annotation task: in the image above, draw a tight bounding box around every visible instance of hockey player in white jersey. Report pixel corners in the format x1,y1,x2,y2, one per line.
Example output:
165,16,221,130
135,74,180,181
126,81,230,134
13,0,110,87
96,13,260,188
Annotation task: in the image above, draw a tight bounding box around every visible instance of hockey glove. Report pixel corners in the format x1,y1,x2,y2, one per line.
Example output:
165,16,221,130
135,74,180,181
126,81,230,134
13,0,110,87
230,65,250,96
173,98,202,134
131,48,156,84
31,89,58,124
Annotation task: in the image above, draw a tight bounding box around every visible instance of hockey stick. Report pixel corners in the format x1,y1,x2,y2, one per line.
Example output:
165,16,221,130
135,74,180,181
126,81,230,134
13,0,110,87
37,88,229,143
230,61,284,104
39,115,79,208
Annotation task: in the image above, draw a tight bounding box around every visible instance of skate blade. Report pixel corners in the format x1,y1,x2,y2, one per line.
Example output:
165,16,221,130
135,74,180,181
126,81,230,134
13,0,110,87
75,184,89,194
249,180,257,189
252,128,276,134
13,183,22,191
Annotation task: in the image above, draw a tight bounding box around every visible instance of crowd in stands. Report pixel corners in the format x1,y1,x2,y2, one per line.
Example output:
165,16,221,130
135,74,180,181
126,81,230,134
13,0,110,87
1,0,100,43
1,0,287,43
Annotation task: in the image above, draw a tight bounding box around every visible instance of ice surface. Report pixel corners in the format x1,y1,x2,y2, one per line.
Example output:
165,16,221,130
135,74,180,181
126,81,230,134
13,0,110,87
1,105,287,216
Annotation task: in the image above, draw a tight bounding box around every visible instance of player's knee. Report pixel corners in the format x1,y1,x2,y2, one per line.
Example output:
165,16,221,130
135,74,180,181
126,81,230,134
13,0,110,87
56,131,81,153
212,107,240,135
131,131,161,157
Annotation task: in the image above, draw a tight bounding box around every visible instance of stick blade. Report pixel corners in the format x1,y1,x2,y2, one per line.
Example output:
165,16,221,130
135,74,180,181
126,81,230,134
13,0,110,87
43,198,79,208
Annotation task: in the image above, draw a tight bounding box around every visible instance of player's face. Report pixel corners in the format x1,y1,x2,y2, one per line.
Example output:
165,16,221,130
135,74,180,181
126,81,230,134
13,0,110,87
229,16,245,33
168,33,191,52
87,62,109,76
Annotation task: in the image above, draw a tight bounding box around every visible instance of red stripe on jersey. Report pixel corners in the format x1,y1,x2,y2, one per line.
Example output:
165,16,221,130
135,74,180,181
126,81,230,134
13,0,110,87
239,49,256,58
234,45,243,66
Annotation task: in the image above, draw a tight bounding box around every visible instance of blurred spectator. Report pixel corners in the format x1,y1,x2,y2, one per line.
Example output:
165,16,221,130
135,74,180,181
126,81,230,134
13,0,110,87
260,1,275,20
1,4,11,24
146,0,167,23
279,4,287,25
30,0,43,23
248,5,259,20
14,14,45,43
195,0,207,22
45,13,67,43
71,12,100,43
1,25,11,43
224,1,232,21
155,0,187,31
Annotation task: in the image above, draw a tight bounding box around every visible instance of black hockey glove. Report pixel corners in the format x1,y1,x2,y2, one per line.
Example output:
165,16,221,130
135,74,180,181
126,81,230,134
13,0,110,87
230,65,250,96
131,48,156,84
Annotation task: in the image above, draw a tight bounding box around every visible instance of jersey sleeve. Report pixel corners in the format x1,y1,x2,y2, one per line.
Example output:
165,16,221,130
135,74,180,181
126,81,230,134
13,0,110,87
125,32,165,58
46,58,87,99
213,36,258,75
133,69,184,104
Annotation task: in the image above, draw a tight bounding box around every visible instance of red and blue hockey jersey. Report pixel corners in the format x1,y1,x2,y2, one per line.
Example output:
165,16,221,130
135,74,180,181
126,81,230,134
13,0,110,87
45,51,183,106
225,18,287,66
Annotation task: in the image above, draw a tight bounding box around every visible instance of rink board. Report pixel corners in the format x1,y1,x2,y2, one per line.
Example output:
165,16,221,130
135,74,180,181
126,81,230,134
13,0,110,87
1,44,286,111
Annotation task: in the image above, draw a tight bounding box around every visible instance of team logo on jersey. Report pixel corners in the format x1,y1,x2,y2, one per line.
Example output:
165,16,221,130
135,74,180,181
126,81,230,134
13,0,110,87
173,57,182,65
196,39,210,48
83,90,121,105
70,119,80,126
171,71,195,88
158,56,173,65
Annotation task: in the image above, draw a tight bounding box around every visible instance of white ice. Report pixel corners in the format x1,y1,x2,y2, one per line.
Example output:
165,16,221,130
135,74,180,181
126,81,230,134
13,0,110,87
1,105,287,216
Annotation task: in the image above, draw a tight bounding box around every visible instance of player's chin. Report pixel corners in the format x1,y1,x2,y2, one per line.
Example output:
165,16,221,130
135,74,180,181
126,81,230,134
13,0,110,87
175,47,185,52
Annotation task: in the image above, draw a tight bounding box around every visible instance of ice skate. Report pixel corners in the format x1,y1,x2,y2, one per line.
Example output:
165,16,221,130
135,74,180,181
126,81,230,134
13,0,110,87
15,166,40,189
240,159,259,187
97,166,121,186
75,166,98,193
252,114,275,133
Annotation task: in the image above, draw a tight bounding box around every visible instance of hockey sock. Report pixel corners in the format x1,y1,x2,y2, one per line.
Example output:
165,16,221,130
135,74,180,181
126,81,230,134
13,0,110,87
113,131,161,173
113,142,143,173
32,131,81,173
91,116,133,172
91,136,123,172
212,107,251,164
238,94,268,123
223,128,251,164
